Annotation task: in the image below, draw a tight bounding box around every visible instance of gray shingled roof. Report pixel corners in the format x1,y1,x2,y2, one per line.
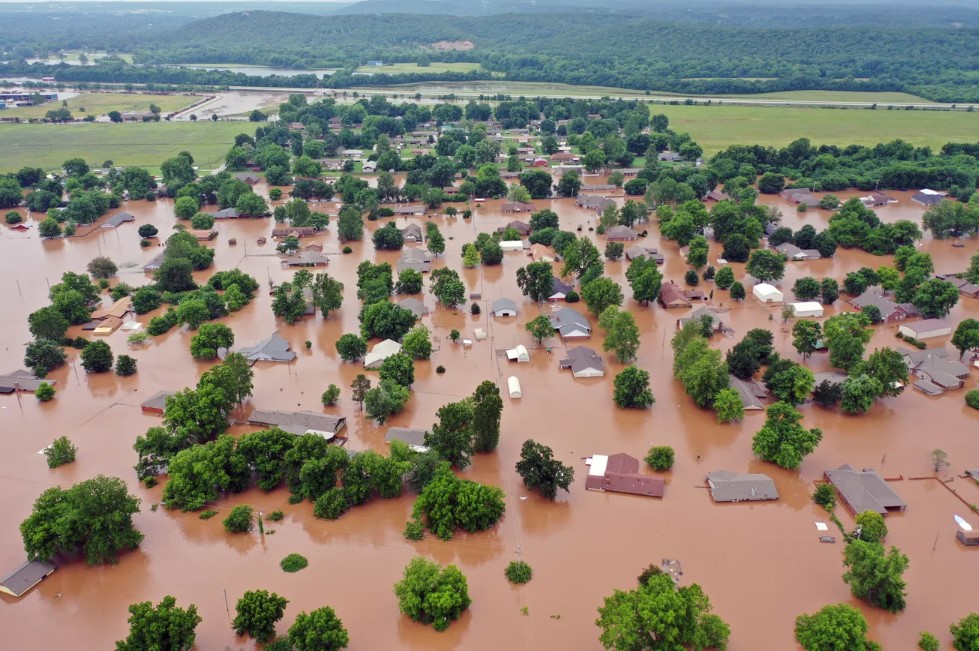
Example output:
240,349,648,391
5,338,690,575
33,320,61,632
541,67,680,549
0,370,52,393
549,307,591,337
247,410,347,435
385,427,428,450
559,346,605,375
706,471,779,502
0,560,55,597
491,297,518,315
824,464,906,515
220,333,296,364
139,390,173,413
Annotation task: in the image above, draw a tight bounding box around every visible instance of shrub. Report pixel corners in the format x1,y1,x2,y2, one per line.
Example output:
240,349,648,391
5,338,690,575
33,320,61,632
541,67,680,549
140,238,152,248
287,494,303,505
449,329,460,342
267,511,284,522
280,553,309,573
855,510,887,542
6,210,22,224
127,331,148,346
138,224,158,238
813,483,836,510
404,520,425,541
918,632,939,651
645,446,675,471
199,510,218,520
223,505,254,533
35,382,56,402
115,354,138,376
565,290,579,303
342,246,352,254
470,303,481,315
505,561,533,584
436,365,446,374
321,384,341,406
44,436,77,468
313,488,350,520
966,390,979,410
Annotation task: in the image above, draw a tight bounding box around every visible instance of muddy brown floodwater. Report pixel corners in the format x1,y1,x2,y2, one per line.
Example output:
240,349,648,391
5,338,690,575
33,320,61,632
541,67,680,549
2,184,979,650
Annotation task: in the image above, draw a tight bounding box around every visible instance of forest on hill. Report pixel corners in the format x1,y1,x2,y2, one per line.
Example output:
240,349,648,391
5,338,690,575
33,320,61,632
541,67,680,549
2,4,979,101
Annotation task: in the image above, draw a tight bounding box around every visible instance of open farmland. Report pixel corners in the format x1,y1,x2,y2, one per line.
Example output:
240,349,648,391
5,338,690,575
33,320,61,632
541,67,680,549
1,93,202,120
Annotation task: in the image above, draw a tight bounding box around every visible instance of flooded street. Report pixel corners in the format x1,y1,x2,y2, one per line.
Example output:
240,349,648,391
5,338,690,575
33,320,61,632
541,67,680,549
1,186,978,650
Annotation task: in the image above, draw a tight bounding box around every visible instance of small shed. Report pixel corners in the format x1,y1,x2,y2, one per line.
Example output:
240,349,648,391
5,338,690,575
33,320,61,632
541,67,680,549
491,298,518,317
500,241,524,252
753,283,784,303
899,319,952,341
364,339,402,369
791,302,824,318
507,376,522,398
506,345,530,363
957,529,979,546
0,560,56,597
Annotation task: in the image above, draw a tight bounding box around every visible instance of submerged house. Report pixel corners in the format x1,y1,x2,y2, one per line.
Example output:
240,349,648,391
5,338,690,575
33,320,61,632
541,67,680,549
705,471,778,503
898,319,952,341
397,297,429,318
899,346,970,394
559,346,605,378
0,370,53,394
491,297,518,317
247,409,347,439
548,276,573,301
774,242,821,261
397,248,433,274
385,427,428,452
823,464,907,515
584,453,665,498
549,307,591,339
605,225,638,241
625,245,664,263
0,560,56,598
101,211,135,228
219,333,296,364
139,390,174,416
364,339,402,369
728,375,769,410
850,288,918,323
659,282,691,309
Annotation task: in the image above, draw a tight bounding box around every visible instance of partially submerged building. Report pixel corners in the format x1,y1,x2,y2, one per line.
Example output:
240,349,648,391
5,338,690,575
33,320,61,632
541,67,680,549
728,375,769,410
247,409,347,439
584,453,665,498
364,339,402,369
823,464,907,515
850,288,918,323
491,298,518,317
384,427,428,452
139,390,174,416
548,276,573,301
898,319,952,341
397,248,432,274
659,282,691,309
219,333,296,364
898,347,970,394
706,471,778,503
559,346,605,378
0,560,56,598
549,307,591,339
0,370,53,394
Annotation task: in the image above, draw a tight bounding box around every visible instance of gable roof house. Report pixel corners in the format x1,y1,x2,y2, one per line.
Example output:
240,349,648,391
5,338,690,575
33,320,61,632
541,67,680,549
584,453,665,497
706,471,779,503
393,205,425,216
679,306,726,332
549,276,573,301
247,410,347,438
605,225,638,241
91,296,133,321
0,370,54,394
774,242,821,261
659,282,692,309
911,189,946,206
898,319,952,341
219,333,296,364
101,211,135,228
385,427,429,452
364,339,403,369
728,375,769,410
559,346,605,377
272,226,318,238
823,464,907,515
501,202,532,213
139,390,174,416
506,344,530,363
575,196,616,214
234,172,260,185
209,207,243,220
549,307,592,339
780,188,821,207
860,191,898,207
624,246,664,263
496,220,532,236
397,297,429,318
850,288,918,322
397,248,433,274
280,249,329,268
491,297,518,317
899,346,970,394
0,560,56,598
936,274,979,299
400,223,424,243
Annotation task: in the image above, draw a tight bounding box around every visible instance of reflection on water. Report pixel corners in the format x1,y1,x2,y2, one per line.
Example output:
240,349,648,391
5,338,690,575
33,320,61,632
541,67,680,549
1,187,978,649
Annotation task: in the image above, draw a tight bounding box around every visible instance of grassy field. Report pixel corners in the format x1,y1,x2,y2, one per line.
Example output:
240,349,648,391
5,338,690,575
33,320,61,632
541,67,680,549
0,122,248,173
713,90,932,103
354,62,483,75
655,104,979,154
2,93,202,120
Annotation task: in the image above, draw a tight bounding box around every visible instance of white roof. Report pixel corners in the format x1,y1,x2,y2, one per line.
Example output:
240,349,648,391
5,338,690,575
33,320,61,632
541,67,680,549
586,454,609,477
364,339,402,368
507,376,522,398
753,283,783,298
500,240,524,250
920,188,944,196
791,302,822,311
506,345,529,361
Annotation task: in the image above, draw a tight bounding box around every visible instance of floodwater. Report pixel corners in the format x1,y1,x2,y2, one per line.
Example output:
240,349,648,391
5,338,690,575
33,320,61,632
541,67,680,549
2,185,979,650
164,65,337,78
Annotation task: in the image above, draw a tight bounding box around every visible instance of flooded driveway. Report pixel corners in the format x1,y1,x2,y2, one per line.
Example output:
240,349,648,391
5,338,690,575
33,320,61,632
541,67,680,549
1,187,978,649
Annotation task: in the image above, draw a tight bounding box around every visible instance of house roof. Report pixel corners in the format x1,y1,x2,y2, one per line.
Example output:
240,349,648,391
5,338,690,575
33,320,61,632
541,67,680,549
585,453,664,497
728,375,768,410
248,409,347,436
272,227,317,237
501,202,532,213
559,346,604,374
91,296,133,320
400,223,423,239
550,307,591,337
498,220,531,235
824,463,906,515
234,172,260,184
705,190,730,201
706,470,779,502
139,390,173,413
0,369,52,393
102,211,135,228
364,339,402,368
902,318,951,334
606,225,638,240
397,298,429,318
220,333,296,363
898,346,968,389
576,196,616,212
624,246,663,263
281,250,330,267
679,306,724,330
550,276,573,296
0,560,56,597
397,248,432,273
850,288,917,320
659,282,691,308
392,205,425,215
210,207,242,219
492,297,518,314
385,427,428,450
814,371,848,387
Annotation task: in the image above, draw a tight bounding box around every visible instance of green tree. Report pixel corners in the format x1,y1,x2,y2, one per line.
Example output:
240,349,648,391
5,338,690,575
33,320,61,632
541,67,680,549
24,339,67,377
843,540,908,612
599,307,641,363
852,347,907,398
525,314,554,344
730,281,746,301
795,603,878,651
686,235,709,269
363,380,410,424
766,363,815,405
839,374,883,415
597,571,730,651
28,306,70,341
462,243,480,269
582,277,624,316
311,272,344,318
714,265,735,290
115,354,138,377
515,438,575,498
472,380,503,453
953,319,979,356
516,261,556,303
44,436,75,467
746,249,786,282
223,505,254,533
396,269,424,295
35,381,56,402
855,510,888,543
951,614,979,651
714,387,744,423
351,374,371,409
751,401,823,469
562,236,601,279
321,384,341,406
792,320,822,359
190,323,234,360
919,632,939,651
288,606,349,651
115,596,202,651
175,299,210,330
430,268,466,308
341,325,376,356
81,340,114,373
426,400,474,469
233,590,288,644
823,312,872,371
86,256,118,279
613,366,654,408
379,352,415,387
20,475,143,564
679,341,729,408
38,217,61,238
605,241,625,261
393,557,471,632
402,326,433,360
155,257,196,293
505,561,533,584
174,196,199,220
793,277,821,301
645,446,675,471
758,172,785,194
912,278,959,318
